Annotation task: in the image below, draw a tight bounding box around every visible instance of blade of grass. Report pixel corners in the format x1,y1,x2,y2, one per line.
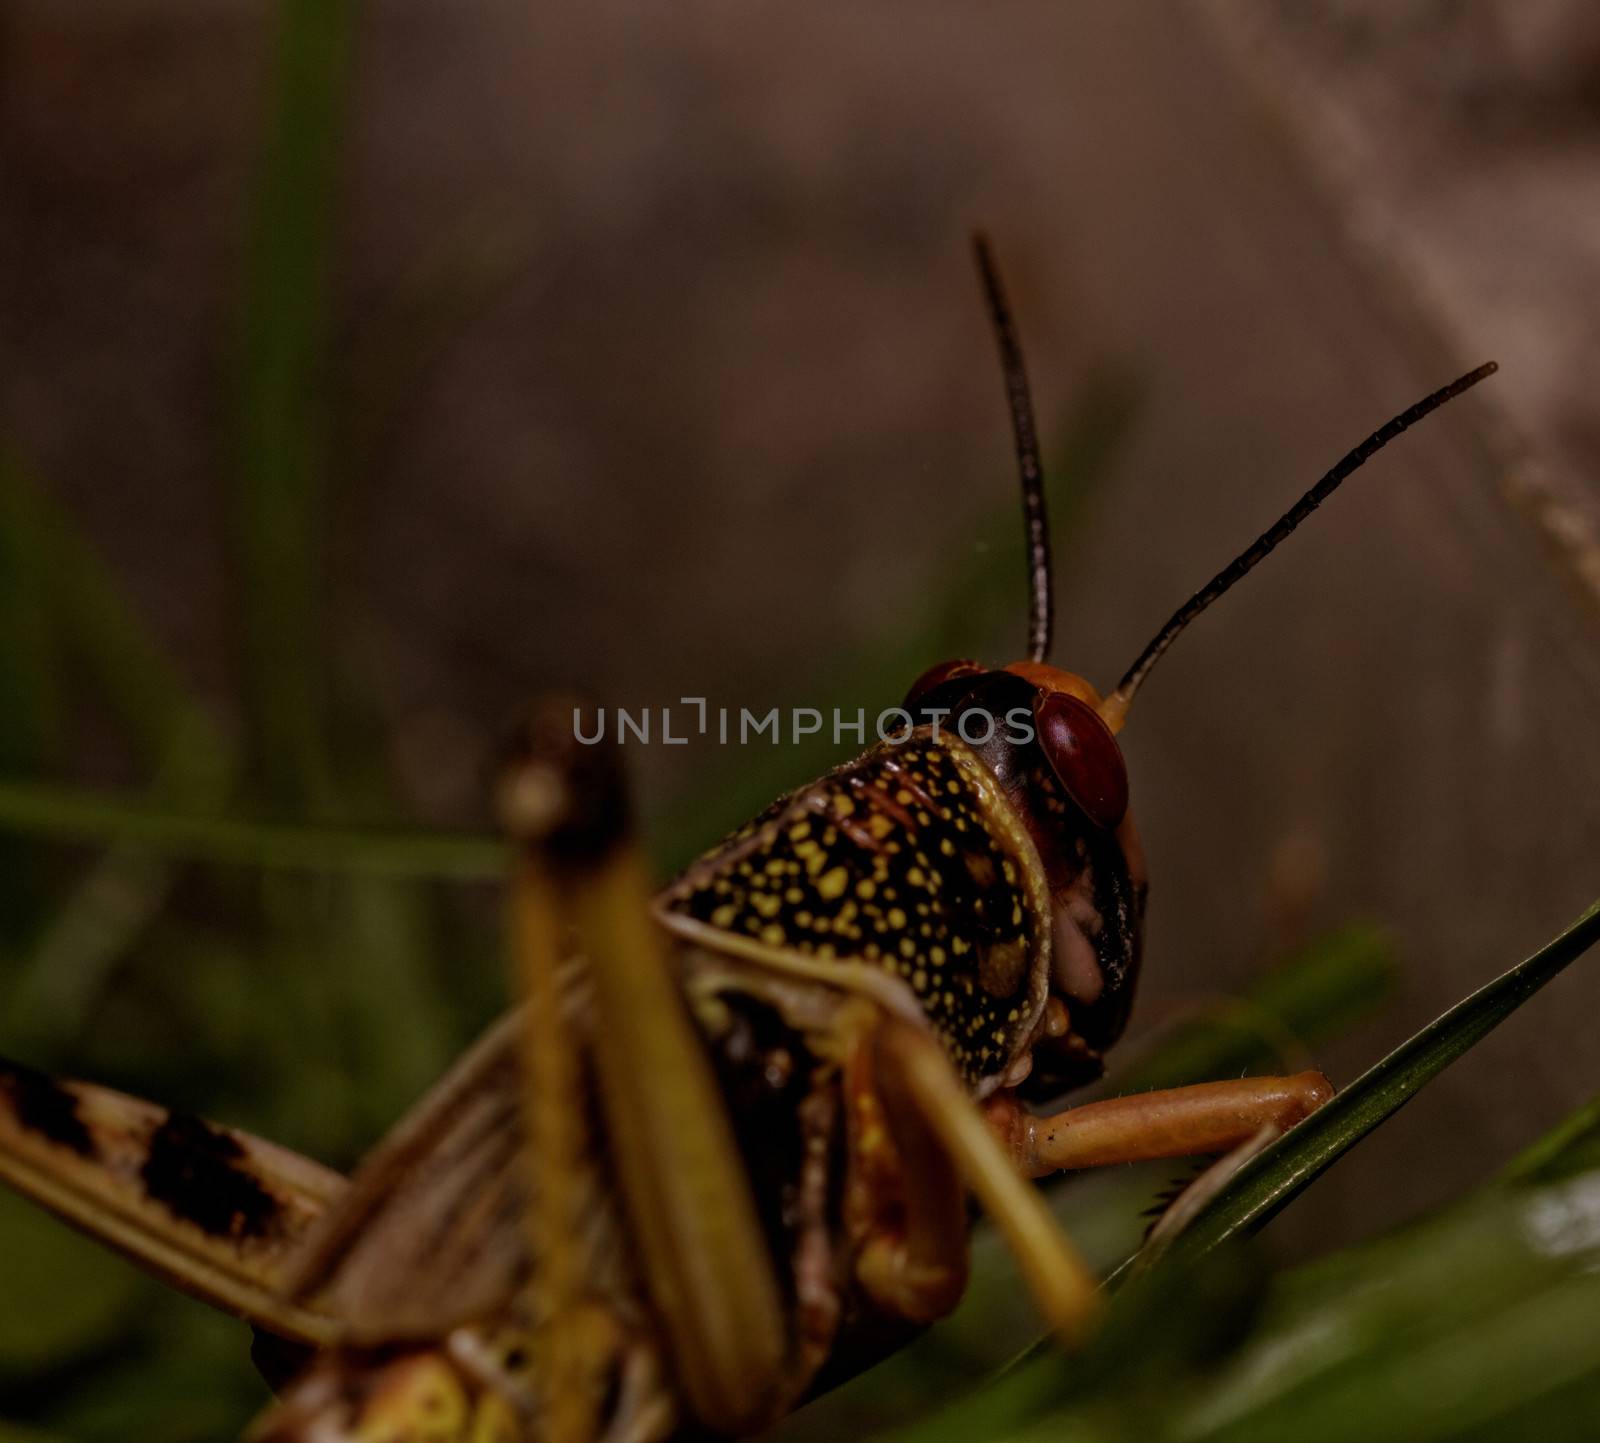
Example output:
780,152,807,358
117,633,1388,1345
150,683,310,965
232,0,358,810
0,777,503,879
6,721,236,1048
0,444,214,761
1174,1172,1600,1443
0,449,241,1042
1142,895,1600,1271
1500,1092,1600,1186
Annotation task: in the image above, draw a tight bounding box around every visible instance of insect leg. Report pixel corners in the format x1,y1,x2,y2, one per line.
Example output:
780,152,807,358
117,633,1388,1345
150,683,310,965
843,1010,970,1324
871,1016,1103,1347
498,706,788,1437
989,1072,1334,1178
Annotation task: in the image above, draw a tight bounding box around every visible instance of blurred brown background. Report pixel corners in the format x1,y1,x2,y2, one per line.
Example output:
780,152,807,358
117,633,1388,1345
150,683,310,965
5,0,1600,1336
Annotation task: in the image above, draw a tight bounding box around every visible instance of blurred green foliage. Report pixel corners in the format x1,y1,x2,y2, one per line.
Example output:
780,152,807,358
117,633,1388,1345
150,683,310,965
3,2,1600,1440
840,1090,1600,1443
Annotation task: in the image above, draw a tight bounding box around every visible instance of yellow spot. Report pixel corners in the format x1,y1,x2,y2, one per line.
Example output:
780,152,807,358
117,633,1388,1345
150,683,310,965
752,892,781,918
856,879,876,899
761,924,785,945
929,947,946,965
887,907,907,929
817,866,848,900
711,904,737,928
789,821,812,842
907,866,926,887
832,793,856,817
899,937,916,958
868,814,894,840
785,887,803,904
913,969,927,990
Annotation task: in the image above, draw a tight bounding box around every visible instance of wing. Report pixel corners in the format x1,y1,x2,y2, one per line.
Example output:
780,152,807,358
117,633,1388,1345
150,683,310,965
0,1053,344,1344
278,1010,535,1339
281,1002,646,1345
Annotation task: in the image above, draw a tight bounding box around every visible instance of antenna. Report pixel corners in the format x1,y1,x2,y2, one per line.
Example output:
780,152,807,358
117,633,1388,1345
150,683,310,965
974,232,1053,664
1106,361,1498,722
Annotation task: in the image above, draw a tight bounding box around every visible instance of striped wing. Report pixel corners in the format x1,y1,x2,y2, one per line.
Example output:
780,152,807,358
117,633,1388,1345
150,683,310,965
0,1053,344,1344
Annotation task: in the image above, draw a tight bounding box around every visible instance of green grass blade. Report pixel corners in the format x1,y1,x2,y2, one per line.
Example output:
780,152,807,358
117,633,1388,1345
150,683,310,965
0,778,503,879
5,721,236,1048
1144,896,1600,1269
0,445,213,762
0,448,244,1041
1500,1092,1600,1186
232,0,358,809
1173,1172,1600,1443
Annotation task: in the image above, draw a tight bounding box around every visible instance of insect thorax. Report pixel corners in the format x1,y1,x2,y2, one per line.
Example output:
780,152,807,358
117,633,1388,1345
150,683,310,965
658,731,1052,1090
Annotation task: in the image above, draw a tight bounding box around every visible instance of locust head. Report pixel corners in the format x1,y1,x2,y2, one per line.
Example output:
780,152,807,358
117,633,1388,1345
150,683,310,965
909,235,1496,1099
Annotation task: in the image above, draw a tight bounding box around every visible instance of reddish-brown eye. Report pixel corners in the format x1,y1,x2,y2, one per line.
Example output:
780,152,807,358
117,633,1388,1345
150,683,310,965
903,658,985,710
1033,690,1129,830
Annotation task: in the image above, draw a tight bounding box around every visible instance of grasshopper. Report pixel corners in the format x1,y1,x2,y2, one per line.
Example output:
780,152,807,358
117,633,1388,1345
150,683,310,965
0,237,1495,1442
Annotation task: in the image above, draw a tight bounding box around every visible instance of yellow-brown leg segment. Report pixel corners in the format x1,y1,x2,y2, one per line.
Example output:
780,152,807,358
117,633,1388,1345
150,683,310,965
987,1072,1334,1179
499,707,788,1438
870,1018,1103,1347
843,1012,969,1325
506,852,607,1443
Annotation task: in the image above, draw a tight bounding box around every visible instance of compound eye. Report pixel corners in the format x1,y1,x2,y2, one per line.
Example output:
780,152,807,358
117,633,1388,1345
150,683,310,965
903,658,985,711
1033,690,1129,830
